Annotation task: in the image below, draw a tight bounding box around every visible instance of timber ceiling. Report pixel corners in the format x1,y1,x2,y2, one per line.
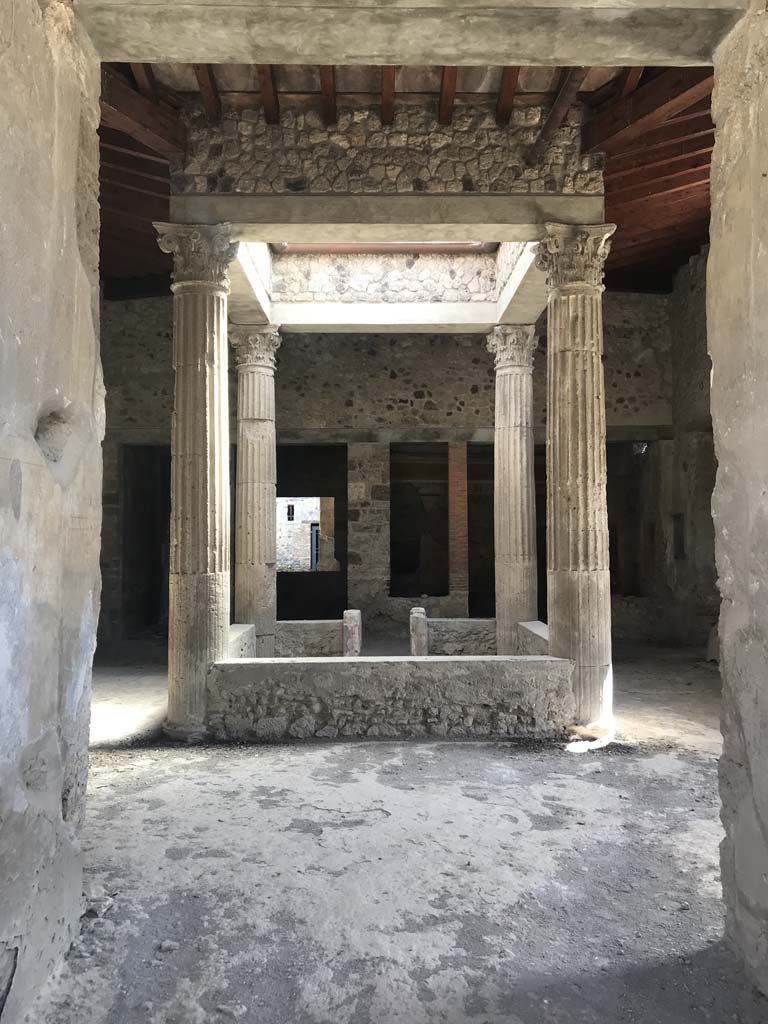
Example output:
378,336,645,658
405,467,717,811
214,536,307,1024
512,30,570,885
99,63,712,297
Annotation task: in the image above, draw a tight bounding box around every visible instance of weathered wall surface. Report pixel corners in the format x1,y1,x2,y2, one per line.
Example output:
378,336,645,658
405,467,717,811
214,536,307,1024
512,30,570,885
274,620,343,657
0,1,102,1019
710,4,768,996
207,655,574,740
427,618,497,655
175,103,602,197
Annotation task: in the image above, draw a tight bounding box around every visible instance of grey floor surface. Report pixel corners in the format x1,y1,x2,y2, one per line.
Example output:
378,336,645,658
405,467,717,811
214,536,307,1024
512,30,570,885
30,646,767,1023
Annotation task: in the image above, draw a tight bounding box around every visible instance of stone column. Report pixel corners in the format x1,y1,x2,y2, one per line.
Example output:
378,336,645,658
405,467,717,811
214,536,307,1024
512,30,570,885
447,442,470,615
536,223,616,725
155,222,239,739
487,325,539,654
230,325,281,657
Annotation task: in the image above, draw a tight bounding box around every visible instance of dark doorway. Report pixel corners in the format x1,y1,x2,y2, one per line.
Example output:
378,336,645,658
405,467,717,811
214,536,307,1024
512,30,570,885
390,443,449,597
122,444,171,635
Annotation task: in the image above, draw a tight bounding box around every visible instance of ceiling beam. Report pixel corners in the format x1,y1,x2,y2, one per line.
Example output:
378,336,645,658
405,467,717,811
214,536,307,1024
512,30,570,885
100,68,186,158
100,151,171,184
99,165,170,199
258,64,280,125
192,64,222,121
606,132,714,177
620,66,644,97
526,66,589,167
98,127,170,165
583,67,714,154
438,66,458,126
319,66,337,126
496,66,520,126
130,63,159,103
607,165,711,205
381,66,396,127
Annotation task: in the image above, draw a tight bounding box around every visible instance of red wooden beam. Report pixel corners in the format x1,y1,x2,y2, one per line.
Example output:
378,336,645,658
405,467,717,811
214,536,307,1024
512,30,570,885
620,66,644,98
583,67,714,155
496,66,520,126
606,133,714,178
319,66,337,126
130,63,158,104
381,66,396,126
438,66,458,126
526,67,589,166
193,64,222,121
608,165,711,205
258,65,280,125
101,68,185,158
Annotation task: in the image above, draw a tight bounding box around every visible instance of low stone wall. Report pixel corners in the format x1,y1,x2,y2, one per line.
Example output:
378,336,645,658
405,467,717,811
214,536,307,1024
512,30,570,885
206,655,574,741
276,620,344,657
427,618,497,655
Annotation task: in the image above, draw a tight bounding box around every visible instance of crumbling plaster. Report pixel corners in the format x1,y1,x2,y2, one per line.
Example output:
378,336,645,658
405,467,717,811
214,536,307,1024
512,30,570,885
709,1,768,996
0,0,102,1019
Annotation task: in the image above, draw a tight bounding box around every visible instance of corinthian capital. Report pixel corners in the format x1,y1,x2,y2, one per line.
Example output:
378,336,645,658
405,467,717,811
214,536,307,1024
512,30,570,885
230,325,282,371
535,223,616,291
154,222,239,289
487,325,538,369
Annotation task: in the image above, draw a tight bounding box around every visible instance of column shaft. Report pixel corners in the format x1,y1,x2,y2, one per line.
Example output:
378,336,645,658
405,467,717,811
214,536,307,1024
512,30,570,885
156,223,238,739
231,327,281,656
488,326,538,653
536,223,616,724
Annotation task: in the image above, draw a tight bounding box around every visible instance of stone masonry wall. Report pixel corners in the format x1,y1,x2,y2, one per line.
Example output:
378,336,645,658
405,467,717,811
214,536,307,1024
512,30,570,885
0,1,102,1019
175,102,602,197
710,3,768,996
206,656,574,741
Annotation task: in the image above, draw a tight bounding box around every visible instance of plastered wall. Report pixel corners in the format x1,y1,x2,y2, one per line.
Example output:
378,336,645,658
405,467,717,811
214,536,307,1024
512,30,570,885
0,0,102,1019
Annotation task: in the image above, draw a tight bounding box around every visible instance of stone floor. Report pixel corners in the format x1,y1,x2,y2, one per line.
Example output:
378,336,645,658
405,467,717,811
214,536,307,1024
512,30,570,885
30,646,767,1023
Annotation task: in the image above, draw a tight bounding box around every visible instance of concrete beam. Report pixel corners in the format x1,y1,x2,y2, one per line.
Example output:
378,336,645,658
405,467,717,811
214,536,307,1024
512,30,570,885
229,242,272,324
273,300,498,334
496,242,549,325
170,194,606,244
74,1,745,65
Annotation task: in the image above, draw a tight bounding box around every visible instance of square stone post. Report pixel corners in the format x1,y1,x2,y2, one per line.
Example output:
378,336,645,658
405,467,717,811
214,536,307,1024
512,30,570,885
487,325,538,653
536,223,616,726
155,223,238,740
230,325,281,656
347,443,390,626
447,441,469,615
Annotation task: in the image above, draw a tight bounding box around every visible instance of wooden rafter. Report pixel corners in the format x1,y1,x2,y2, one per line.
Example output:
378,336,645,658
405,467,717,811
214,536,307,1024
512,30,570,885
319,66,337,126
608,165,711,205
98,127,171,166
193,64,222,121
606,133,714,178
130,63,158,103
381,66,396,126
526,67,589,166
438,66,458,126
583,67,714,154
620,66,644,98
258,65,280,124
101,68,185,157
496,66,519,126
100,151,171,184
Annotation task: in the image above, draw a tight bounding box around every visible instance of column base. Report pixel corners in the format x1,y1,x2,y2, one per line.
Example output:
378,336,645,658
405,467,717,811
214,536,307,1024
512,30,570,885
163,719,209,744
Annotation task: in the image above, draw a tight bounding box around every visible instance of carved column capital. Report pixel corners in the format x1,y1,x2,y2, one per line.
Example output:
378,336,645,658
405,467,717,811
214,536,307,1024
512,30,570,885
487,325,538,370
230,325,282,371
534,223,616,291
154,222,239,290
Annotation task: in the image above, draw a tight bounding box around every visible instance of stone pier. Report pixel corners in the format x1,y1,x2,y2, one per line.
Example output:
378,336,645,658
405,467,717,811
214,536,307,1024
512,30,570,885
155,222,238,738
488,325,539,653
230,325,281,656
536,223,616,725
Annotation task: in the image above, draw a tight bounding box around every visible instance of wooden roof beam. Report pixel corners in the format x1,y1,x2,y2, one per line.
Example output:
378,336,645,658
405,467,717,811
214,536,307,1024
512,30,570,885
193,64,222,122
438,66,458,126
620,66,644,98
319,66,337,126
607,165,711,205
258,65,280,125
101,68,186,158
381,66,396,126
526,66,589,167
583,67,714,155
130,63,158,104
496,66,520,126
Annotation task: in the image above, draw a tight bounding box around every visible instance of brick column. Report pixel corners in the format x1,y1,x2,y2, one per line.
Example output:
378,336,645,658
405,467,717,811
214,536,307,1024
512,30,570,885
230,324,281,657
536,222,616,725
155,222,238,740
448,442,469,615
487,325,538,653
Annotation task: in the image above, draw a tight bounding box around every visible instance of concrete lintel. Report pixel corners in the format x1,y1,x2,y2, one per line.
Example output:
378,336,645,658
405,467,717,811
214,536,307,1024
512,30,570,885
496,242,549,326
169,194,606,243
273,300,499,334
229,242,272,325
74,2,745,65
274,424,674,445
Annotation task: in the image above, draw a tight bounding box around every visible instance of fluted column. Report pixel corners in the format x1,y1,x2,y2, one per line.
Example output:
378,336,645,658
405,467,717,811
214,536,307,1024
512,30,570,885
230,325,281,656
487,325,538,654
155,222,238,739
536,223,616,725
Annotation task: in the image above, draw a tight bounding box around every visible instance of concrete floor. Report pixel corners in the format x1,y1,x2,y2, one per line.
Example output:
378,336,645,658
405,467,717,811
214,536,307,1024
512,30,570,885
31,646,767,1022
